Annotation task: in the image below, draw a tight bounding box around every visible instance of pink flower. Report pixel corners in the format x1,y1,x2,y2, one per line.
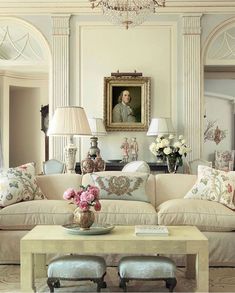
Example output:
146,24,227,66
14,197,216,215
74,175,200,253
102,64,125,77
94,201,101,211
73,195,81,205
227,183,233,193
87,186,100,199
79,201,89,211
80,191,89,202
63,185,101,212
86,192,95,203
63,188,76,200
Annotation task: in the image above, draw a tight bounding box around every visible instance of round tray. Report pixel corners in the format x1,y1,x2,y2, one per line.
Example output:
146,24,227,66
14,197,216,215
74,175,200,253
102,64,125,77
62,223,115,235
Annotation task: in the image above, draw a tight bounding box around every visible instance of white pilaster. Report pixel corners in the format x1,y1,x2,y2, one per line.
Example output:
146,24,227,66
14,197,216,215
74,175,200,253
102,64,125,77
182,14,202,161
50,14,71,161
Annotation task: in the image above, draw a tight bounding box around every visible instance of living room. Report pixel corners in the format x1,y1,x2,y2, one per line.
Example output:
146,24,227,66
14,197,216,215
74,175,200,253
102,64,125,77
0,1,235,292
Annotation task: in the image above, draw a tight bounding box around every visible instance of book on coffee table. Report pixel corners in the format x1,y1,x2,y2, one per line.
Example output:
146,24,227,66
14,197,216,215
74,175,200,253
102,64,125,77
135,225,169,236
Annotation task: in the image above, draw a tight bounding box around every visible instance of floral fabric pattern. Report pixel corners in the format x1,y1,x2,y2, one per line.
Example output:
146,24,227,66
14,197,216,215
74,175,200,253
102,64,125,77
215,150,235,171
0,162,46,207
91,173,149,202
184,165,235,210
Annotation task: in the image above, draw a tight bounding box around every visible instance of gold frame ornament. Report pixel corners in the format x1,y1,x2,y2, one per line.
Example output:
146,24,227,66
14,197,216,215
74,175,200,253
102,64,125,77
104,75,151,131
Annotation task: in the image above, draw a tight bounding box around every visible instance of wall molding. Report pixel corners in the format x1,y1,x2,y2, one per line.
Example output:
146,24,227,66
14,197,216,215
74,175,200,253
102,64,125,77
0,1,235,14
182,14,202,161
0,70,48,80
50,14,71,161
205,91,235,101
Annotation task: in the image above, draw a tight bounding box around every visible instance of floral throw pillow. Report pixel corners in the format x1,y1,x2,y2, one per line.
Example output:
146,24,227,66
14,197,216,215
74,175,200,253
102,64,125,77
0,162,46,207
184,165,235,210
90,173,149,202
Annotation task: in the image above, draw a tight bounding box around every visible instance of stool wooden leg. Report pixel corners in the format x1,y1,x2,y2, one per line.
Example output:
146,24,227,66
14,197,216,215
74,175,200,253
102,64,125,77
47,278,60,293
95,275,107,292
165,278,177,292
119,278,127,292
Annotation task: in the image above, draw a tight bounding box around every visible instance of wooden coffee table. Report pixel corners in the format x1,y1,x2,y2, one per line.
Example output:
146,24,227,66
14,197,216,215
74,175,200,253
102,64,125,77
20,225,208,292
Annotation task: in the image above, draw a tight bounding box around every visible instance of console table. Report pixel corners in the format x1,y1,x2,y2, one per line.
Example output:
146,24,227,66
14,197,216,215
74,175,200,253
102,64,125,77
75,162,168,174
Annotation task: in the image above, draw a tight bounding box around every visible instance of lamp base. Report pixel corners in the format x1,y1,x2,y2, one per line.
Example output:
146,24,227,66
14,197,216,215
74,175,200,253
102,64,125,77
89,136,100,159
64,144,77,173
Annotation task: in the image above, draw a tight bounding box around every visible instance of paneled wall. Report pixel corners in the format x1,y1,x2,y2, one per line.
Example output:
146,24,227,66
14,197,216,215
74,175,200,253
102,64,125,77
74,22,177,162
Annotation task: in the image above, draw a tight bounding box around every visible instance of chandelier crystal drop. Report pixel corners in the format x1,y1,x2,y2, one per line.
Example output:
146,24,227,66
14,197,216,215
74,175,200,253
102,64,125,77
90,0,165,29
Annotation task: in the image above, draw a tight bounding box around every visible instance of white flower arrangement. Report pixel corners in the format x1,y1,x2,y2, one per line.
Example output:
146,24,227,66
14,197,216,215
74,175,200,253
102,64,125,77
149,135,191,166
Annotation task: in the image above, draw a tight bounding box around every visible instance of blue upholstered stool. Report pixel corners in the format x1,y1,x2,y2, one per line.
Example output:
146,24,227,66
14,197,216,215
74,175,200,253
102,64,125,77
47,255,107,292
118,256,177,292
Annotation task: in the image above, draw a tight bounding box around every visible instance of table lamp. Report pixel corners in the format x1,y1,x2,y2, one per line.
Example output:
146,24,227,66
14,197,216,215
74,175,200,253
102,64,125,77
147,117,175,137
88,118,107,158
47,106,91,173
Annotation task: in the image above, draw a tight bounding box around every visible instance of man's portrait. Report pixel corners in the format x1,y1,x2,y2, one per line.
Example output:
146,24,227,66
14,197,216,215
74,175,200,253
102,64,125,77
104,76,151,131
112,86,141,123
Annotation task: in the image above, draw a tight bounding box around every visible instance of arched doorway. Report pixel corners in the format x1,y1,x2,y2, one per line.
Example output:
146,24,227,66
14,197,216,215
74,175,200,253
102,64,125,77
202,17,235,162
0,17,51,173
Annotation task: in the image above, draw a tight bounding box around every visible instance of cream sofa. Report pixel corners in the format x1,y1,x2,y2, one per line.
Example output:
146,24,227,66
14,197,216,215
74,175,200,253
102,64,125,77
0,171,235,266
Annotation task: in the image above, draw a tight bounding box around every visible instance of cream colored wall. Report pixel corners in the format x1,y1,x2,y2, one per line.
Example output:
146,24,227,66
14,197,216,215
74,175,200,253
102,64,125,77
0,76,3,168
1,72,48,172
9,87,41,169
75,22,177,162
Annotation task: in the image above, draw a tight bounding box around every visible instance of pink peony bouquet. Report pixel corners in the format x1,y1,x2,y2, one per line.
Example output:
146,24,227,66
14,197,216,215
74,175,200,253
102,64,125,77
63,185,101,212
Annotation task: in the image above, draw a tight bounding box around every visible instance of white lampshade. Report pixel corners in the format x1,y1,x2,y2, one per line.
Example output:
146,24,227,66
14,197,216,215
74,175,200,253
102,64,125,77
147,117,175,136
47,106,91,174
88,118,107,136
47,106,91,136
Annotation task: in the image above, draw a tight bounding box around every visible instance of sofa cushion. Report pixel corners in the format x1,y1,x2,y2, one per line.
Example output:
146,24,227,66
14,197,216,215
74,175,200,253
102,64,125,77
36,174,82,200
95,199,158,226
184,165,235,210
0,162,46,207
90,173,149,202
157,198,235,232
0,200,76,230
83,172,156,206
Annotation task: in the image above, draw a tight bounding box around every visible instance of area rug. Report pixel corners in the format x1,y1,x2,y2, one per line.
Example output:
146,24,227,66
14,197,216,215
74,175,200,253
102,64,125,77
1,265,235,292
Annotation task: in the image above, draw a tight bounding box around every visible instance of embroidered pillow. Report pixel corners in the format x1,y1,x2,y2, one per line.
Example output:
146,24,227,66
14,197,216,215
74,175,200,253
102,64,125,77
90,173,149,202
184,165,235,210
0,162,46,207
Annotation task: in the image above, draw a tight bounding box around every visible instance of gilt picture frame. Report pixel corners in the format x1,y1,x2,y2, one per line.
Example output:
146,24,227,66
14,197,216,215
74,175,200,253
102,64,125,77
104,76,151,131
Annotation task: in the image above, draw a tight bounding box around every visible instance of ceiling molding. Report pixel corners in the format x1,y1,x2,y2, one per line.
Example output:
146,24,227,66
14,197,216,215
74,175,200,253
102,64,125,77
205,65,235,73
0,70,48,79
0,1,235,15
204,65,235,79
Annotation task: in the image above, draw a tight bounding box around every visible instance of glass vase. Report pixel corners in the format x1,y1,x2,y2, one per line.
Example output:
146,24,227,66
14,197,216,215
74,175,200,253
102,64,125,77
73,208,95,230
166,156,178,173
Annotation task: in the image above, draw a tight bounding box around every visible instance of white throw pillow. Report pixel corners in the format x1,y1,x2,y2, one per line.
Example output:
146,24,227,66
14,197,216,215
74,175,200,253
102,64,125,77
0,162,46,207
90,173,150,202
184,165,235,210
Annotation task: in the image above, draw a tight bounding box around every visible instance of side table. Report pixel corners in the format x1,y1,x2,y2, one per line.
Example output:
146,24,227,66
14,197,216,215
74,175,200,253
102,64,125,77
75,162,168,174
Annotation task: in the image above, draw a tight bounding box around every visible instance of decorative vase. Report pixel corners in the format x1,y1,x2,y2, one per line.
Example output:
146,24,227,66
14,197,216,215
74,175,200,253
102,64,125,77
166,156,178,173
73,208,95,229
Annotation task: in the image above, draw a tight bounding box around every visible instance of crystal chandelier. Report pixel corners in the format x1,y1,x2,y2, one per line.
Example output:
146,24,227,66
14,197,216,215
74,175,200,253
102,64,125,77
90,0,166,29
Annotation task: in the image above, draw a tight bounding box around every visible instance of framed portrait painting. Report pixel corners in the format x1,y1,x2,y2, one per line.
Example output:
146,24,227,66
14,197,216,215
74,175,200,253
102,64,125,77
104,76,151,131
